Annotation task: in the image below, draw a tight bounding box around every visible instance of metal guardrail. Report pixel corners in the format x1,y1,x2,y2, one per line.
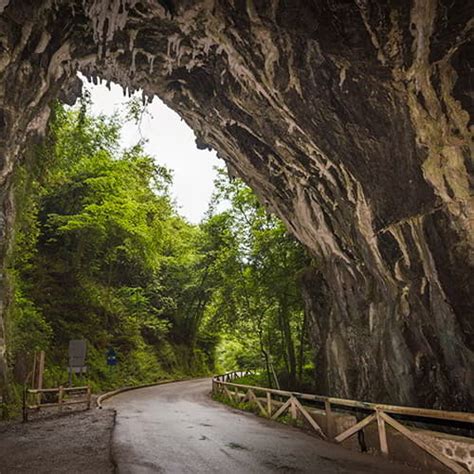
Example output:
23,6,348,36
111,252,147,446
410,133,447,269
23,385,91,422
212,371,473,473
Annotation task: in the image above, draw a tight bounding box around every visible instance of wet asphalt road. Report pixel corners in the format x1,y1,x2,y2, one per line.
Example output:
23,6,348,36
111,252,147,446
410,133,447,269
106,378,418,473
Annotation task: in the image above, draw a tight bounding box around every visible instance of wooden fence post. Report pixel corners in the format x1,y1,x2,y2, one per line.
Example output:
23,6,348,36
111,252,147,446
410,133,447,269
376,410,388,455
325,400,334,440
22,385,28,423
36,351,45,407
86,385,92,409
289,397,297,420
266,392,272,417
31,352,37,389
37,351,45,390
58,386,64,412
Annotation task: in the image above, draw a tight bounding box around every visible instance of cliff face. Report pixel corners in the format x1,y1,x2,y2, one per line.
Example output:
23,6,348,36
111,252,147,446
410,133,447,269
0,0,472,408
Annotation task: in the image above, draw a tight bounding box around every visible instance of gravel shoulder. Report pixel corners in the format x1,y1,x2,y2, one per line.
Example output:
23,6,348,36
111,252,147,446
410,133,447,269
0,408,116,473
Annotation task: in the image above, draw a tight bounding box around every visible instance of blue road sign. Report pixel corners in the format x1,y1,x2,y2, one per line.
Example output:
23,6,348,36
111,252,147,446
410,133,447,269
107,348,117,366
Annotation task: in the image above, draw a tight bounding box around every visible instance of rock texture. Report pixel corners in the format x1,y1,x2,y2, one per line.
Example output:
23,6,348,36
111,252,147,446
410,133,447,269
0,0,472,409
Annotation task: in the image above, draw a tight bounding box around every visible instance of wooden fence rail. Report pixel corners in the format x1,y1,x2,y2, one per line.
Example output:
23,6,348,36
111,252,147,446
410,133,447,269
212,371,473,473
23,385,91,422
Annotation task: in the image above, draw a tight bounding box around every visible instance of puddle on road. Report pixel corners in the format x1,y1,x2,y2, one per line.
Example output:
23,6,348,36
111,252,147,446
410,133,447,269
226,442,248,450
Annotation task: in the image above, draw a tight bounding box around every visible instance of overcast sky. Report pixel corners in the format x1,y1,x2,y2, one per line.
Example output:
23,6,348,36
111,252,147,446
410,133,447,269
85,78,222,223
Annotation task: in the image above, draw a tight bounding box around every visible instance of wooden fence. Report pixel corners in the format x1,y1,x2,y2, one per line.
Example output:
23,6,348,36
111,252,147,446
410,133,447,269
212,371,474,473
23,385,91,422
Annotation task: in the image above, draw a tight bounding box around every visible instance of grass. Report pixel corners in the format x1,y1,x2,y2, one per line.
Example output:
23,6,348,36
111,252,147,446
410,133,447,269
212,391,255,413
212,388,305,429
231,372,270,388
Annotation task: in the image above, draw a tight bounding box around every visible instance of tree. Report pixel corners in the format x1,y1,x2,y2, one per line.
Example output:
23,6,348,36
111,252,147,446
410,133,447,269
8,99,217,393
202,170,312,389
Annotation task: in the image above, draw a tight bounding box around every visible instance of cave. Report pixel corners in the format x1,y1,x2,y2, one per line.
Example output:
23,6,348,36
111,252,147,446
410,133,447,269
0,0,472,410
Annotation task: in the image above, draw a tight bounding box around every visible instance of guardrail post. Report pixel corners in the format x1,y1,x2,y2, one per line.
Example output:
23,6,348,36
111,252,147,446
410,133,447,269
325,400,334,440
266,392,272,417
376,410,388,455
22,385,28,423
86,385,92,409
290,397,297,420
59,386,64,412
37,350,45,392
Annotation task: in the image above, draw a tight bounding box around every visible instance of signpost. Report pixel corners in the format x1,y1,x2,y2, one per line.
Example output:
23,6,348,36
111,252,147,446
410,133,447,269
68,339,87,385
31,350,45,391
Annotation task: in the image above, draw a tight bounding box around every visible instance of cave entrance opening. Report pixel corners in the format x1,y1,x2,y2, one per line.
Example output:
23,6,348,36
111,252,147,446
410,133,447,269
84,76,222,224
0,0,472,414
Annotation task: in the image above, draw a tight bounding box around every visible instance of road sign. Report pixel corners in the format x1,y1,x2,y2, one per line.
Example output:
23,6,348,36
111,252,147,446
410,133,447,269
68,340,87,385
107,348,117,366
69,339,87,367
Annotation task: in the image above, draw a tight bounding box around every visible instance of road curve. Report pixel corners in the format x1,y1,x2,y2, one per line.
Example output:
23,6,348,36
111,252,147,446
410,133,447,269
105,378,418,473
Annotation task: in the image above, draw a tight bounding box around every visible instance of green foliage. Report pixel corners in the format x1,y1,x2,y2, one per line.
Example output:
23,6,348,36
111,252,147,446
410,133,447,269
203,170,313,390
10,291,52,355
212,389,304,429
212,391,255,414
231,372,270,388
6,99,215,399
6,93,315,415
216,336,260,373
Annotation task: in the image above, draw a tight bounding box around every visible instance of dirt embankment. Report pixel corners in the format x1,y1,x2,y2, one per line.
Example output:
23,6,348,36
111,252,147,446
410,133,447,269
0,408,116,473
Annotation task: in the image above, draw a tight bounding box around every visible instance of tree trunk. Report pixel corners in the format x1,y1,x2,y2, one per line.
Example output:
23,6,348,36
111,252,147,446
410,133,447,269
297,311,307,386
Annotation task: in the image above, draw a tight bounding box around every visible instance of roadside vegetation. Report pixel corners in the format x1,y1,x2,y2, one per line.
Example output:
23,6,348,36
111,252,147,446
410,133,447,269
3,95,317,417
211,390,305,430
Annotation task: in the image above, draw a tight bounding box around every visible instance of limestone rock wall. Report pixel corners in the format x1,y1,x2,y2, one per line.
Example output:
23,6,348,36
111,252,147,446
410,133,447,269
0,0,472,408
